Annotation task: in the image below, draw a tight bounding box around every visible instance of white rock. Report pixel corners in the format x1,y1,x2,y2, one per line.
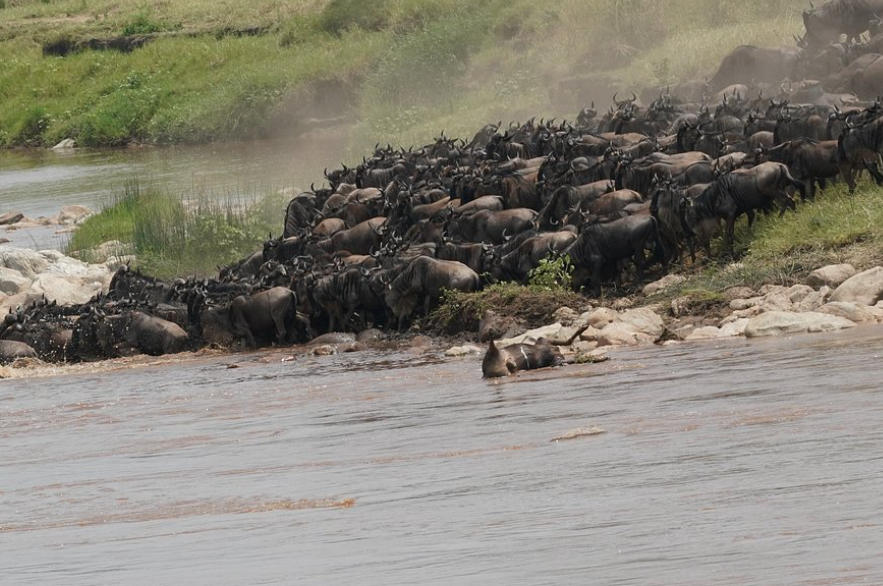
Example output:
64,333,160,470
758,284,789,296
730,297,761,311
498,323,565,347
744,311,856,338
571,340,599,354
57,205,93,226
720,318,750,337
642,274,687,296
445,345,481,357
52,138,76,150
27,274,102,306
830,267,883,307
0,267,29,295
806,264,856,289
586,307,620,329
793,286,833,313
552,306,580,326
817,302,883,323
595,322,656,347
0,247,49,279
685,326,726,341
786,284,815,304
618,307,665,340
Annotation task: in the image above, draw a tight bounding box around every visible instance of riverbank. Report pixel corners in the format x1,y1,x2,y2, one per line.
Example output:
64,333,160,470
0,0,806,151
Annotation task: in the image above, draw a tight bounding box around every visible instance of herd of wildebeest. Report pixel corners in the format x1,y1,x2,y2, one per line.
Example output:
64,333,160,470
3,0,883,366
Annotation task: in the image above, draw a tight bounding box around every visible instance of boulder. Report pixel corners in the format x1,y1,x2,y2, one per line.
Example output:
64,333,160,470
642,274,687,296
744,311,856,338
479,310,522,342
786,284,815,304
817,302,883,323
27,274,102,306
0,211,24,226
90,240,134,262
570,340,599,354
618,308,665,340
806,264,856,289
552,306,580,326
685,326,727,341
52,138,76,150
445,345,481,357
586,307,620,329
498,323,579,347
723,286,758,302
57,205,93,226
595,322,656,347
311,332,357,345
830,267,883,306
0,267,29,295
0,247,49,279
0,340,38,365
793,286,832,313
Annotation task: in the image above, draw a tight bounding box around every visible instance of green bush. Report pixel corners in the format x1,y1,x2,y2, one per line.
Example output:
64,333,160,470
528,254,574,292
122,10,164,36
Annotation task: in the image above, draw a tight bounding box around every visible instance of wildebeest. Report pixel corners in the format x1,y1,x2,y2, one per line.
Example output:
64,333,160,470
565,215,667,292
384,257,479,329
685,162,804,254
0,340,38,364
802,0,883,46
709,45,803,89
482,338,564,378
201,287,308,348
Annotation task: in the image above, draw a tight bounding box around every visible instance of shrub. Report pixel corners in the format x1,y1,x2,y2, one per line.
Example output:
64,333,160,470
528,254,574,292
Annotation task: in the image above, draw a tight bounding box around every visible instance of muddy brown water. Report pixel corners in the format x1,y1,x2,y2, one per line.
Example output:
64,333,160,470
3,328,883,585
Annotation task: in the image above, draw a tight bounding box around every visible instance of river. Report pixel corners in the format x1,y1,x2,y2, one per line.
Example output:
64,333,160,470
3,327,883,585
0,137,346,250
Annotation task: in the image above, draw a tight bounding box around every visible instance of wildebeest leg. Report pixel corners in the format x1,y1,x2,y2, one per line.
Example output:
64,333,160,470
632,244,646,282
725,213,737,256
863,160,883,185
746,209,756,228
423,295,432,318
840,164,857,193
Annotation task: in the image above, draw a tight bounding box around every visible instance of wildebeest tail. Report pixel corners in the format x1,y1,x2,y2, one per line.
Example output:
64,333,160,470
650,216,666,266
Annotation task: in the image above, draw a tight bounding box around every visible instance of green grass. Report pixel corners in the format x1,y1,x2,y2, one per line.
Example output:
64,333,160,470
0,0,809,149
661,180,883,300
67,181,287,279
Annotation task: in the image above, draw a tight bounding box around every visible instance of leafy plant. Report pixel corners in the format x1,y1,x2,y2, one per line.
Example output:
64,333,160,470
528,254,574,292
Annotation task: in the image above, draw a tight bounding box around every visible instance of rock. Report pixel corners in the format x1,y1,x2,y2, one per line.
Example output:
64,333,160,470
723,286,758,302
0,238,10,244
830,267,883,307
643,274,687,296
498,323,568,347
744,311,856,338
720,318,750,337
90,240,134,261
27,274,103,306
685,326,726,341
0,211,24,226
618,308,665,340
758,284,789,297
729,297,760,311
579,326,604,343
611,297,635,310
0,267,29,295
409,335,433,349
817,301,883,323
445,344,481,357
571,340,598,354
793,286,832,312
595,322,656,347
51,138,76,150
479,309,522,342
806,264,856,289
786,284,815,304
671,324,696,340
586,307,620,329
552,306,580,326
56,205,93,226
0,340,38,365
0,247,49,279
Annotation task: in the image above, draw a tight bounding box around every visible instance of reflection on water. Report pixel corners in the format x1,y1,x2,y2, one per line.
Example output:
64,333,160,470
3,328,883,585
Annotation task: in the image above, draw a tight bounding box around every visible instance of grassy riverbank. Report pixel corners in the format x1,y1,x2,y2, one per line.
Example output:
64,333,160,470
1,0,806,151
66,182,286,278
